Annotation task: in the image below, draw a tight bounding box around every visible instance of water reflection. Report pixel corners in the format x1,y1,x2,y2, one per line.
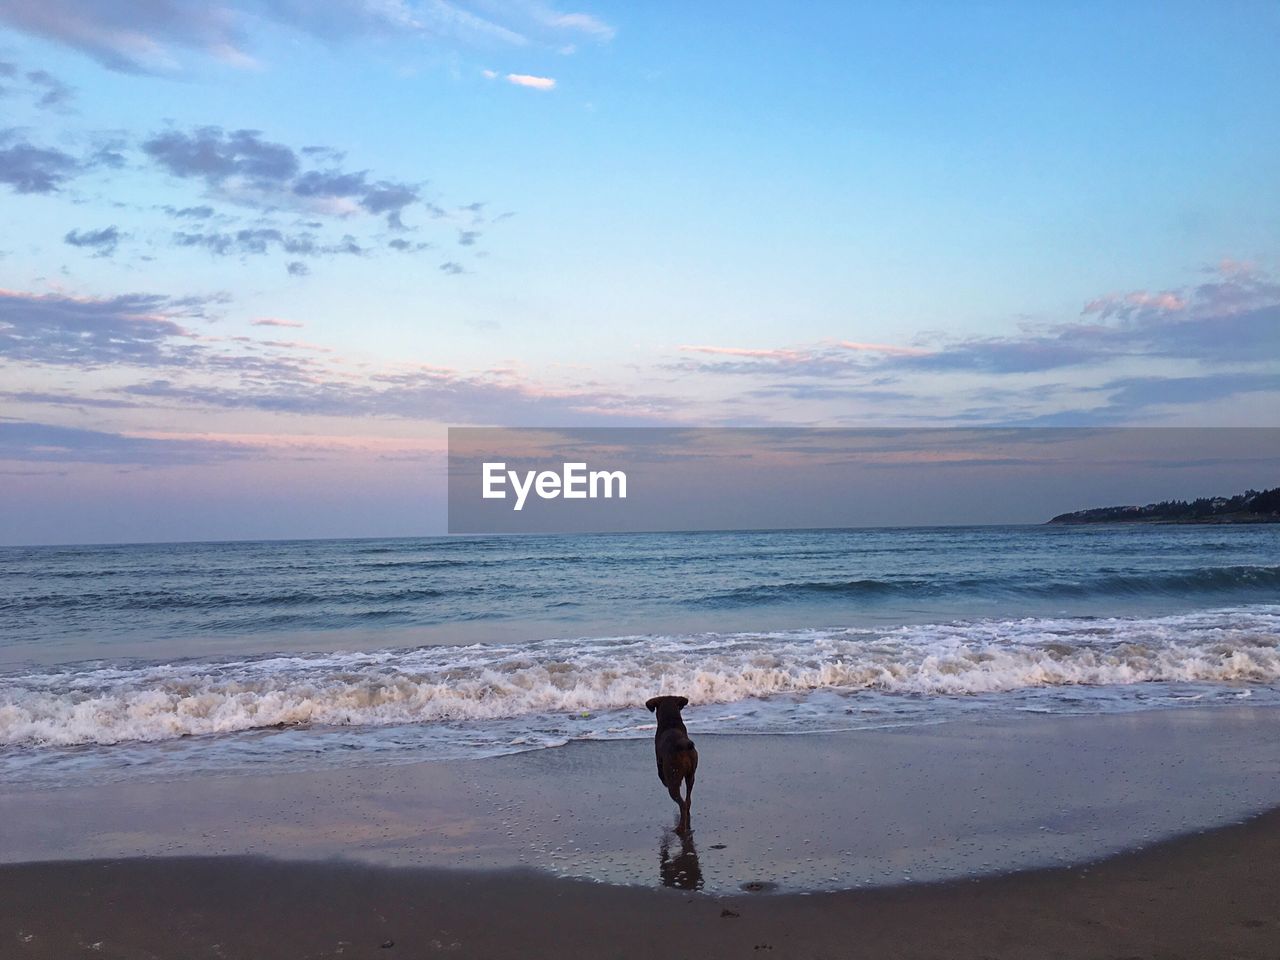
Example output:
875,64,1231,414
659,827,703,890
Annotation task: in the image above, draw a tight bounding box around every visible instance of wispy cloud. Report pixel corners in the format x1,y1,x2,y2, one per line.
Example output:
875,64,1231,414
680,345,810,361
676,339,931,376
672,262,1280,425
0,0,613,73
837,340,932,357
0,282,674,441
23,68,74,109
0,59,76,109
682,264,1280,379
0,421,262,465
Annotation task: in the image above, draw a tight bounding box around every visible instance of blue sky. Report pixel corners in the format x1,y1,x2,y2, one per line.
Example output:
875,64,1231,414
1,1,1277,542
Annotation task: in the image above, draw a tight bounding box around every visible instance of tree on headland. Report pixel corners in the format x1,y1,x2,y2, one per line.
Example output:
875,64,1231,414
1048,486,1280,524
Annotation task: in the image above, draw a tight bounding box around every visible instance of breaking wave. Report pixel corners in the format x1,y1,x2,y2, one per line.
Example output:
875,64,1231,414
3,606,1278,749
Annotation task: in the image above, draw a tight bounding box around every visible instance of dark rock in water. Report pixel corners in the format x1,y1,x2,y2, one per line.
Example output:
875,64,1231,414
380,939,394,948
721,908,740,918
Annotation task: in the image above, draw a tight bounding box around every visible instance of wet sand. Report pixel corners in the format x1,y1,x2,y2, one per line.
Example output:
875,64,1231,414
6,708,1280,891
5,807,1280,959
4,707,1280,957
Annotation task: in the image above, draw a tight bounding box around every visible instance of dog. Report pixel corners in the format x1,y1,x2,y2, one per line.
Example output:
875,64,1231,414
645,695,698,832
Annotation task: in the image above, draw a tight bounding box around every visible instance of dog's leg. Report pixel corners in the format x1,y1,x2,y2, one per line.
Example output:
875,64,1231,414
667,774,687,830
656,756,667,786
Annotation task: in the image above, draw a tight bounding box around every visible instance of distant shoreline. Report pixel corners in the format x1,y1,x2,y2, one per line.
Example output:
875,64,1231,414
1048,513,1280,525
1047,485,1279,525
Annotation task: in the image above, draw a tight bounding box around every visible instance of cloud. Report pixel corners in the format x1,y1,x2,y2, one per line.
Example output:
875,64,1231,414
837,340,932,357
143,126,421,227
1081,290,1187,321
24,68,74,109
675,340,929,377
0,132,79,193
484,1,616,44
172,228,364,258
670,263,1280,426
0,0,613,73
1066,372,1280,425
681,345,801,359
0,60,75,108
439,261,465,274
542,11,614,41
0,421,260,465
479,69,557,89
0,1,247,73
64,225,124,257
389,238,433,252
285,260,310,276
163,204,216,219
681,263,1280,379
901,267,1280,373
0,283,671,433
114,367,672,427
0,288,211,367
144,126,300,187
0,390,137,409
505,73,555,90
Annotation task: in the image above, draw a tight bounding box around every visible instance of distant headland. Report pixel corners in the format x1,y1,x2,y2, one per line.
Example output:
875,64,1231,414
1047,486,1280,525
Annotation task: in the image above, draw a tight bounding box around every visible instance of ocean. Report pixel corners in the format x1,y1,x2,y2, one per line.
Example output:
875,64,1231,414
2,524,1278,787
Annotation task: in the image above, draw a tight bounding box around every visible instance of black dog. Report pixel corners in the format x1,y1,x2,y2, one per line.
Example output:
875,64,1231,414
645,695,698,832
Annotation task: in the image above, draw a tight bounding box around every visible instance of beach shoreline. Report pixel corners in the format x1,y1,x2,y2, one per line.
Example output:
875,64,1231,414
6,707,1280,955
6,707,1280,885
6,803,1280,959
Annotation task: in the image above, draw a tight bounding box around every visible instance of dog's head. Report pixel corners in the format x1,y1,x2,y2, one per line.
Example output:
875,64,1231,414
645,695,689,720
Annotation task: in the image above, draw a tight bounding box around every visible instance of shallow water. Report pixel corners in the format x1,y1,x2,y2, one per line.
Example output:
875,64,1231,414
6,712,1280,893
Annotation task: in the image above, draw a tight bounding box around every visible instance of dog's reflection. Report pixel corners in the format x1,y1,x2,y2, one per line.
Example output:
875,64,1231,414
659,827,703,890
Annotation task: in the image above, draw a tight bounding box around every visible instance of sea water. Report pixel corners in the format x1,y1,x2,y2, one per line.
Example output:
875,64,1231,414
2,524,1278,785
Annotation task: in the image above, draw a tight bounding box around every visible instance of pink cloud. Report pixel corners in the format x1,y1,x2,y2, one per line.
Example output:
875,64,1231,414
679,345,808,362
258,339,333,353
506,73,555,90
837,340,932,357
1081,290,1187,319
251,317,304,328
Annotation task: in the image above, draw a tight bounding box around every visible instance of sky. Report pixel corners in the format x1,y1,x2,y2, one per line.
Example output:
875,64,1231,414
0,1,1277,544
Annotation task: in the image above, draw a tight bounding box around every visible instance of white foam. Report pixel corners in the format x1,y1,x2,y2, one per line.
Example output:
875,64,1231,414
2,606,1278,748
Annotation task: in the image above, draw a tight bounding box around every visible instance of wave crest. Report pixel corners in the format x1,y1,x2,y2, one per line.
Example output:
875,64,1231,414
2,607,1278,748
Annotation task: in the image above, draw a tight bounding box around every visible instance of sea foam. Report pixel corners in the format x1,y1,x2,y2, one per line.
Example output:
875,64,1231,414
2,606,1278,749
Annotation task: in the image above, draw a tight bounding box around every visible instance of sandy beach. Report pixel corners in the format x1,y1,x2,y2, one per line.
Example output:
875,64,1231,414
6,807,1280,959
4,707,1280,957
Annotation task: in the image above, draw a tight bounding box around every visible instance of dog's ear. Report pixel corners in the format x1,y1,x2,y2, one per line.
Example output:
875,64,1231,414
645,697,660,713
677,696,689,709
